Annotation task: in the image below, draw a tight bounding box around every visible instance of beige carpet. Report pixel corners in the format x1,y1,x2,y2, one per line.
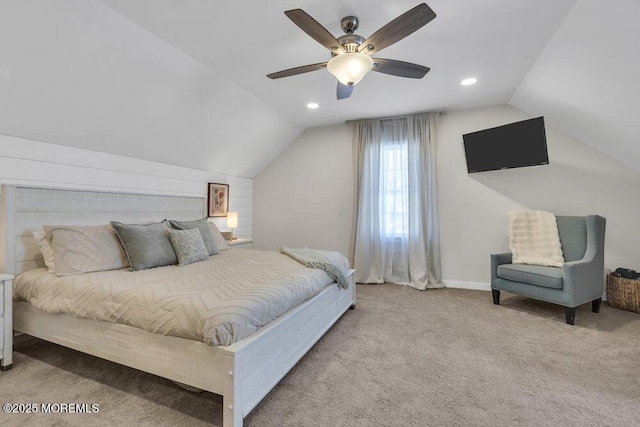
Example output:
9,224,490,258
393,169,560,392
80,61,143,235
1,284,639,426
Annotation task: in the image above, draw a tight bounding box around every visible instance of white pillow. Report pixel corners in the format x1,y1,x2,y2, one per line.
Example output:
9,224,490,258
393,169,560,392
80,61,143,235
509,210,564,267
33,230,56,273
44,224,130,276
207,221,230,251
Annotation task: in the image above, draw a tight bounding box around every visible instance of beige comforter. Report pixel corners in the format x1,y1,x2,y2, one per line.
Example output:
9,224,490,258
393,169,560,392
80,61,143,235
14,249,337,346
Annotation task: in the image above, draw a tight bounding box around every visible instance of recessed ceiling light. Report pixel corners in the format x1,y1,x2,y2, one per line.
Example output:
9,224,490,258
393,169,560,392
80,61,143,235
461,78,477,86
307,102,319,109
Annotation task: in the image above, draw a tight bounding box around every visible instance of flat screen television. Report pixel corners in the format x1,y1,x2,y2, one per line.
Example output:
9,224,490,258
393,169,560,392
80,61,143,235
463,116,549,173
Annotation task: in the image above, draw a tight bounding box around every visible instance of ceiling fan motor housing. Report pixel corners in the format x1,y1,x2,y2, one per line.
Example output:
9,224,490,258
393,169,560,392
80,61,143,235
341,16,359,34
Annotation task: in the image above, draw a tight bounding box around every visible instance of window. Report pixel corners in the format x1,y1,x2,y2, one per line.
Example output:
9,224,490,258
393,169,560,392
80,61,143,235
381,140,408,238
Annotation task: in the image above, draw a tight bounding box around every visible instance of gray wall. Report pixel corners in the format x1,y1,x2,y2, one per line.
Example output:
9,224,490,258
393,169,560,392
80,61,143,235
253,124,353,255
254,104,640,286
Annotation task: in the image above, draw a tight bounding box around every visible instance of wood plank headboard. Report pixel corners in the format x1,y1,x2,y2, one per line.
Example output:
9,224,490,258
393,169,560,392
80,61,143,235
0,185,206,275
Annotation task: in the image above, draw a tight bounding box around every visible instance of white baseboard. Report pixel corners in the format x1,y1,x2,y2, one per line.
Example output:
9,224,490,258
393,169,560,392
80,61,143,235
443,280,491,291
442,281,610,302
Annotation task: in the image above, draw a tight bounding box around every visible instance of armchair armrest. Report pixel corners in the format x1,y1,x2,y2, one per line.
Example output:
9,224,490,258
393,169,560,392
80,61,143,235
491,253,512,285
492,253,512,265
562,259,604,304
562,215,606,304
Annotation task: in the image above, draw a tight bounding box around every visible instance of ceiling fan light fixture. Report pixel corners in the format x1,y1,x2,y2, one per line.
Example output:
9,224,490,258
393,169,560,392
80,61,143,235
271,5,437,99
327,53,373,86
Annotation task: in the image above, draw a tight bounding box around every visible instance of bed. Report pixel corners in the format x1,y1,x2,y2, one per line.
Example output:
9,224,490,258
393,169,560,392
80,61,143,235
0,185,356,427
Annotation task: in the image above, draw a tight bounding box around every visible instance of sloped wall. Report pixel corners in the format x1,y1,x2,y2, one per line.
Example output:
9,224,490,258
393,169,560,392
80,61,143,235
0,0,301,178
510,0,640,173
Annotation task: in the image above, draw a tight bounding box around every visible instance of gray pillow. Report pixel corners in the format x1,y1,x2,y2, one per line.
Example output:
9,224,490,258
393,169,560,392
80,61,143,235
208,221,231,251
168,228,209,266
111,220,177,271
168,218,219,256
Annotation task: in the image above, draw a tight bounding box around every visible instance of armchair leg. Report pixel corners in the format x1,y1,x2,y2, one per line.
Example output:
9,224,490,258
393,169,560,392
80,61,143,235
592,298,602,313
492,289,500,305
565,307,576,325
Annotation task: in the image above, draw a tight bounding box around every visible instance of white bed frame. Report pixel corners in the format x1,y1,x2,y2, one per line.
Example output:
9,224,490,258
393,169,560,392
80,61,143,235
1,185,356,427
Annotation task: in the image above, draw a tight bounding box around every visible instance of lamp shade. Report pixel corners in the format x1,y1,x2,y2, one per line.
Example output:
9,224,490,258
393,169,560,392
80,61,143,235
226,212,238,229
327,53,374,86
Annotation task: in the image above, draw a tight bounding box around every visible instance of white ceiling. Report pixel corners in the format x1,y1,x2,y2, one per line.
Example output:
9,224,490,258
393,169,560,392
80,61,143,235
98,0,577,127
13,0,633,179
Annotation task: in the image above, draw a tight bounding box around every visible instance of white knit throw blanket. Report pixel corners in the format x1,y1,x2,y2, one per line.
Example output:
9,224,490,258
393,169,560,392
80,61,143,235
281,247,350,289
509,210,564,267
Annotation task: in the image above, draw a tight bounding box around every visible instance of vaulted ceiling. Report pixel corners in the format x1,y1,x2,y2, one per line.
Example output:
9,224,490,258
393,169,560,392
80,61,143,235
511,0,640,173
1,0,636,177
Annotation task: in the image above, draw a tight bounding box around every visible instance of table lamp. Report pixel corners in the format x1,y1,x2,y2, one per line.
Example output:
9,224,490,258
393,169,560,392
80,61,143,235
226,212,238,240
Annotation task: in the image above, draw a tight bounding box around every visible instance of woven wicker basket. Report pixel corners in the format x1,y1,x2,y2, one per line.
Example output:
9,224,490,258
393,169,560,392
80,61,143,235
607,274,640,313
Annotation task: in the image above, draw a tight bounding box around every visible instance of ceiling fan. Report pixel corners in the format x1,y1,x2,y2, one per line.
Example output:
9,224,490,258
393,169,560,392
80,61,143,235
267,3,436,100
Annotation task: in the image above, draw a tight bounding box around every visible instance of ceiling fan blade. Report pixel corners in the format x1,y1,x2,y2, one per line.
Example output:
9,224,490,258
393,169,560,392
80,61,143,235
267,62,328,79
372,58,430,79
358,3,436,56
337,82,353,100
285,9,345,55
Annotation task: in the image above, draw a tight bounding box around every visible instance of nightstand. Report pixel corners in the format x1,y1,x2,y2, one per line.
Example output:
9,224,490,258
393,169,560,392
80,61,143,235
0,274,14,371
228,239,254,249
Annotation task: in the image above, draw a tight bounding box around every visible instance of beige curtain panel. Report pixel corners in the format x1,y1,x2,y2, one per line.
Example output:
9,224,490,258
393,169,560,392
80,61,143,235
351,113,442,290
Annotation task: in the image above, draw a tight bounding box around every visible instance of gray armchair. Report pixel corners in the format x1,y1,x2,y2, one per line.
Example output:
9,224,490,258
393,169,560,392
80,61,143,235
491,215,606,325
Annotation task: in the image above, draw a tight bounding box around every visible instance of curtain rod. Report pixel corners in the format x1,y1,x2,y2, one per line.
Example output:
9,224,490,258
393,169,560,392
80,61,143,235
344,108,447,124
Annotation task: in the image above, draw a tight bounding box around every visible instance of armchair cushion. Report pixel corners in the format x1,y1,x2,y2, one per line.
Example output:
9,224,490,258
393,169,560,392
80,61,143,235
497,264,563,290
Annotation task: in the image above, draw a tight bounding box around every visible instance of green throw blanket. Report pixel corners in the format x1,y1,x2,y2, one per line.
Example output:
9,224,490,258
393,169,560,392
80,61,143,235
281,247,350,289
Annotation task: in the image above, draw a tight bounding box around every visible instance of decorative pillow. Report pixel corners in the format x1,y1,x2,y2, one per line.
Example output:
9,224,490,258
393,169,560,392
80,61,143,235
168,228,209,266
32,230,56,273
168,218,218,256
42,225,130,276
207,221,231,251
111,220,177,271
509,210,564,267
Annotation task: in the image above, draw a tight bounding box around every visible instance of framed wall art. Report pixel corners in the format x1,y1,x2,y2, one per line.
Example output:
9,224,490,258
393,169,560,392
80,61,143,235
207,183,229,217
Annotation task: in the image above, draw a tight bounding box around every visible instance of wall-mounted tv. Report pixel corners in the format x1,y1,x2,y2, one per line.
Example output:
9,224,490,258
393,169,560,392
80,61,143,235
463,116,549,173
